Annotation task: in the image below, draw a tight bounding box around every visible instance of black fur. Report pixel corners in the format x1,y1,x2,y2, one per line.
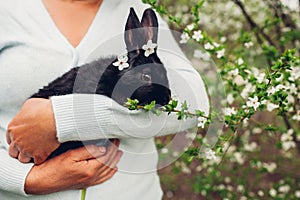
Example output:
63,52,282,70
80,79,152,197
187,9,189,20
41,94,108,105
31,8,171,159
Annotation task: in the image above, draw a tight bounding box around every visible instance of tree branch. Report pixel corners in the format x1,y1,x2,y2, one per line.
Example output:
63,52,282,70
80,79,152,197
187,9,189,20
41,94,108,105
232,0,277,48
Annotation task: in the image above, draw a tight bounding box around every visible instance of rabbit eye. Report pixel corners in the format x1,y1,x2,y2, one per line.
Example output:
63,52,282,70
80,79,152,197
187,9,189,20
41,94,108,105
141,73,152,82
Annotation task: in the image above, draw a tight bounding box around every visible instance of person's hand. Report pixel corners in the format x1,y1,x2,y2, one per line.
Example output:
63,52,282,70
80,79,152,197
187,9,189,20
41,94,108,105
25,139,123,194
6,98,60,164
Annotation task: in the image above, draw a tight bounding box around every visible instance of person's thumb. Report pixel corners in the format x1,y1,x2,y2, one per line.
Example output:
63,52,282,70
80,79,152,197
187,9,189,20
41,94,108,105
69,145,107,161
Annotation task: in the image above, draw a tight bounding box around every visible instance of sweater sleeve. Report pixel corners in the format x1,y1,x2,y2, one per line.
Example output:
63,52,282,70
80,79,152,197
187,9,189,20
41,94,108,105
51,17,210,143
0,134,33,196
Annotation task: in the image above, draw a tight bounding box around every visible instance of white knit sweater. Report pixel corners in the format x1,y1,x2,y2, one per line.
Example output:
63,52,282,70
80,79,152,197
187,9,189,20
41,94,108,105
0,0,209,199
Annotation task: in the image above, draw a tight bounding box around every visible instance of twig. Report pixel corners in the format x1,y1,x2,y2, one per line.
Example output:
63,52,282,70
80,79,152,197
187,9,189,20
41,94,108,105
282,112,300,155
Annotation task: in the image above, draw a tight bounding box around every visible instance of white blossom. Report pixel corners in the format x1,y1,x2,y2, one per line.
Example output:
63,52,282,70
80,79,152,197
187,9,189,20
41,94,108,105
237,185,244,192
244,41,254,48
197,116,207,128
269,188,277,197
252,127,262,134
227,93,234,104
244,142,258,152
295,190,300,198
186,23,194,30
258,190,264,197
256,72,266,83
289,66,300,81
204,42,214,50
113,54,129,70
292,111,300,121
241,83,255,99
289,83,298,95
267,86,277,95
192,30,204,41
224,177,231,183
142,40,157,57
262,162,277,173
237,58,244,65
179,32,190,44
161,148,169,154
203,148,217,160
213,42,220,48
267,103,279,112
193,50,210,61
220,36,227,43
260,99,267,105
216,49,225,58
228,68,239,76
282,141,296,151
223,107,237,116
278,185,290,194
246,96,261,111
233,152,245,164
287,94,295,104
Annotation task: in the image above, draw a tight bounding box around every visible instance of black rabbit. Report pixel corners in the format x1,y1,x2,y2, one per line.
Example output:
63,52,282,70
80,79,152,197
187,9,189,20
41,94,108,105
31,8,171,159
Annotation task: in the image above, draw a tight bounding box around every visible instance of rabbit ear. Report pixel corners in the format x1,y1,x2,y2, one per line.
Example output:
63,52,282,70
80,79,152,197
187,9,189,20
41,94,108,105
125,8,145,53
141,8,158,43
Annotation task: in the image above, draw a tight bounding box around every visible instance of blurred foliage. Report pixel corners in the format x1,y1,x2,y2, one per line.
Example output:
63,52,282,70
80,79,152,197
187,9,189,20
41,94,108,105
141,0,300,199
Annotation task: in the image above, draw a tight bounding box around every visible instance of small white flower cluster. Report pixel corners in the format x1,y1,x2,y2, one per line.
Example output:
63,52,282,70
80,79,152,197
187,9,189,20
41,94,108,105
280,129,296,151
288,66,300,82
228,68,239,77
244,41,254,48
262,162,277,173
203,148,217,161
292,110,300,121
197,116,207,128
269,188,277,197
244,142,258,152
175,161,191,174
179,32,190,44
223,107,237,116
278,184,291,194
193,49,210,61
237,58,244,65
241,83,256,99
233,152,245,165
250,161,277,173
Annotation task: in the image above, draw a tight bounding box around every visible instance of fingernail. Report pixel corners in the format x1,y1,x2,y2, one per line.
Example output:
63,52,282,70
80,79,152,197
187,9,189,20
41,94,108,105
99,146,106,153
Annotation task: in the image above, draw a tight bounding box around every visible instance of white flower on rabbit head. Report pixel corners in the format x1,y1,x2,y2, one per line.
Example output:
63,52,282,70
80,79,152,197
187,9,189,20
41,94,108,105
113,54,130,71
142,40,157,57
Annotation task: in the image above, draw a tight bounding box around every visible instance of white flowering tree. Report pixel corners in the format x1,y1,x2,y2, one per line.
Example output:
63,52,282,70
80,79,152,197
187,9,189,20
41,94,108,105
139,0,300,199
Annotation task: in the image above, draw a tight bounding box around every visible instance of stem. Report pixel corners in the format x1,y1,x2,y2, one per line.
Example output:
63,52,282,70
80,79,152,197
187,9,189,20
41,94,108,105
135,105,210,119
81,189,86,200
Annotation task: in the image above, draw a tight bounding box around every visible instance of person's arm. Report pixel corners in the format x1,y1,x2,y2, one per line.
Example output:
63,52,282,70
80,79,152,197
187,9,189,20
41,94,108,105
0,147,33,196
0,136,121,195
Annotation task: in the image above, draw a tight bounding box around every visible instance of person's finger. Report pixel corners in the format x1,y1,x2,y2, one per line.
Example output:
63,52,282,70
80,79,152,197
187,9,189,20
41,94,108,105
71,145,107,162
18,152,32,163
95,168,118,185
99,141,120,166
98,150,123,175
108,150,123,168
6,131,11,144
8,143,19,158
